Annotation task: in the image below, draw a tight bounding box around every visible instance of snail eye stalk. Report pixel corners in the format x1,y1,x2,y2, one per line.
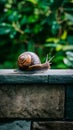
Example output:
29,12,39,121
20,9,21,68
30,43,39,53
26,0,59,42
49,56,55,62
46,54,48,62
46,54,54,63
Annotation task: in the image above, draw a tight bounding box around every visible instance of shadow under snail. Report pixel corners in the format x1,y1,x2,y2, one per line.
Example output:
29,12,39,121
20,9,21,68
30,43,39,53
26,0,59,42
18,52,54,71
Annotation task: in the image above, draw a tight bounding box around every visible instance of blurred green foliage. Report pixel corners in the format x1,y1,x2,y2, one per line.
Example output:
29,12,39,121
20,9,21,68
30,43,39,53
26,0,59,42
0,0,73,69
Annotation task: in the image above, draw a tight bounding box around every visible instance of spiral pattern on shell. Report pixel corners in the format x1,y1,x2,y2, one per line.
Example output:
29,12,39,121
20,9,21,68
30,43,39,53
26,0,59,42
18,52,41,70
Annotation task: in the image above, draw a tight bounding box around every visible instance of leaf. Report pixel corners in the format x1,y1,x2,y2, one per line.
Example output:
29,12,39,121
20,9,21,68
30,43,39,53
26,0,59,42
51,21,60,35
64,58,73,67
65,13,73,22
56,63,67,69
27,0,38,5
0,23,12,35
63,45,73,51
66,51,73,61
61,30,67,40
28,14,39,23
66,51,73,57
20,16,28,25
46,37,59,43
24,28,31,33
56,44,63,51
8,11,19,22
44,43,57,47
64,51,73,68
47,13,56,25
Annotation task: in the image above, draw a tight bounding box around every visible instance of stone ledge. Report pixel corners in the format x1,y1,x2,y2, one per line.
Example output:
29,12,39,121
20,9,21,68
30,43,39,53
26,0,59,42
0,69,73,84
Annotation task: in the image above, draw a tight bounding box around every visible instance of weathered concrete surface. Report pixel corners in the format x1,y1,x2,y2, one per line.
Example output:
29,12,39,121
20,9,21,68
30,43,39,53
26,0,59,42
33,121,73,130
0,120,30,130
0,85,64,119
0,69,73,84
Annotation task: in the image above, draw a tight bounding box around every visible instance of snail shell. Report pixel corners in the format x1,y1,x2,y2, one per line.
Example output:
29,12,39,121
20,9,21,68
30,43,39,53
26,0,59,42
18,52,41,70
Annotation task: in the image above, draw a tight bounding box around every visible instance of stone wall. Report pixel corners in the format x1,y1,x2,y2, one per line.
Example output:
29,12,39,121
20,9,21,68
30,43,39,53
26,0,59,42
33,121,73,130
0,84,64,118
0,69,73,130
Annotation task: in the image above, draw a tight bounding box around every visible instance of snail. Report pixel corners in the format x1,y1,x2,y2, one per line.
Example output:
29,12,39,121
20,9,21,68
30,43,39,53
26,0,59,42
18,52,53,71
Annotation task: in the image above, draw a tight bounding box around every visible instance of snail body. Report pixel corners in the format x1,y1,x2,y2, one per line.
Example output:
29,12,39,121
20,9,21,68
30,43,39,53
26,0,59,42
18,52,51,71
